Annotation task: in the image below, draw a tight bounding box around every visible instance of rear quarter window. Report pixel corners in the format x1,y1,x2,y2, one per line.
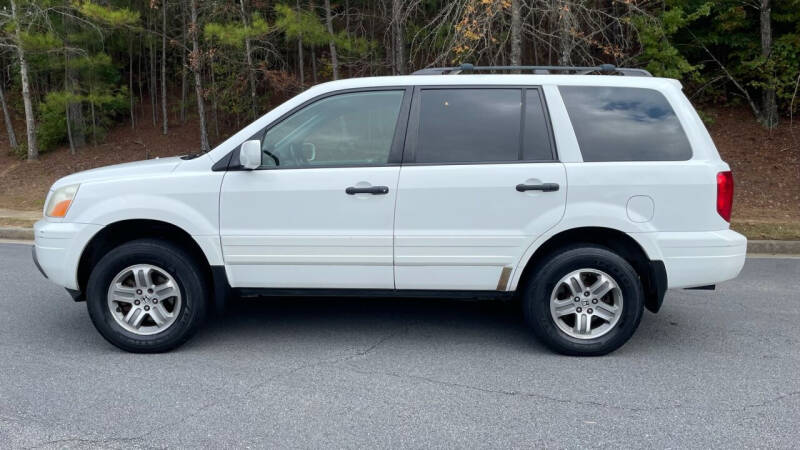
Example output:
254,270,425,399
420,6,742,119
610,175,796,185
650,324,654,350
559,86,692,162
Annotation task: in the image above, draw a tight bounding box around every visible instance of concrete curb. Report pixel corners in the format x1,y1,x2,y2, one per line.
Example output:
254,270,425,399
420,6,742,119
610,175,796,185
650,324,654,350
746,239,800,255
0,227,34,241
2,226,798,255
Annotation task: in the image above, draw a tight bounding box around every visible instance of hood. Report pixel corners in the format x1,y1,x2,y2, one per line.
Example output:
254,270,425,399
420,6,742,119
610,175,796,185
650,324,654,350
51,157,183,190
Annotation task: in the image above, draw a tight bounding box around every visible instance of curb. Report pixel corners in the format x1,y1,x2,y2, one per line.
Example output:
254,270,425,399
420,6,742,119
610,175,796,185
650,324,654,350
0,227,34,241
746,239,800,255
1,226,798,255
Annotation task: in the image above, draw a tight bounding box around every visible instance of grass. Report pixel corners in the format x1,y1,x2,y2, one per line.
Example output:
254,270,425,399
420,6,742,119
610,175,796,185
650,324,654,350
0,218,37,228
731,220,800,241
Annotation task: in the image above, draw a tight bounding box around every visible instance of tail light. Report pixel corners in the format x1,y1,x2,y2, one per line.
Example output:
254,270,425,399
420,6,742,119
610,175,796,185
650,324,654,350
716,171,734,222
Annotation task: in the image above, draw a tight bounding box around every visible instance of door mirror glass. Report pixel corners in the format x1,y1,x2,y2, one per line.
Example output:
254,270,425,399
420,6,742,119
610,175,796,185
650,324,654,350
239,140,262,170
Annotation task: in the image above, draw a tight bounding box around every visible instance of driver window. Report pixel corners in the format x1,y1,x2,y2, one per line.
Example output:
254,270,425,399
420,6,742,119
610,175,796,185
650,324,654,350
260,90,404,168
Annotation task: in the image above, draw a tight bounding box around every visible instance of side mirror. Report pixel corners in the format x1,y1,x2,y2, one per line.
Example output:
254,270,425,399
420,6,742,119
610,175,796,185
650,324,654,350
239,140,261,170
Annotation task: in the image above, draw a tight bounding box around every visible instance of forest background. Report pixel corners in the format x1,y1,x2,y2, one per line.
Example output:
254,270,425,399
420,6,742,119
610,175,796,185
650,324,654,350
0,0,798,238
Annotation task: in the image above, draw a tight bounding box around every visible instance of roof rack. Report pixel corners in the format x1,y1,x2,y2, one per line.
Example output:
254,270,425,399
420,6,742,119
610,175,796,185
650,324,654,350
412,63,652,77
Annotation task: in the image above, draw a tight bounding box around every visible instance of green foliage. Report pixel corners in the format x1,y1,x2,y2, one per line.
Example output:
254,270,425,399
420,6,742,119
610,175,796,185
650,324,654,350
274,3,328,46
204,14,269,48
632,3,711,80
19,31,63,52
37,91,83,151
74,1,140,26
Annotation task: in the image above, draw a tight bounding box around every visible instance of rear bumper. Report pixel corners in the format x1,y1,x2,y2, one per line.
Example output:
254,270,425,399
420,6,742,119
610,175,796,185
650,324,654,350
632,229,747,289
33,219,102,290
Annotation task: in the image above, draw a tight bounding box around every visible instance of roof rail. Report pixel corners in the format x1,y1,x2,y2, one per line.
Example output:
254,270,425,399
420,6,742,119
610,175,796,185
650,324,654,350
412,63,652,77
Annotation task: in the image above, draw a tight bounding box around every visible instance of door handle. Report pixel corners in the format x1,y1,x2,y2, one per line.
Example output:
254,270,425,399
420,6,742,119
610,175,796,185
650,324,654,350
345,185,390,195
516,183,560,192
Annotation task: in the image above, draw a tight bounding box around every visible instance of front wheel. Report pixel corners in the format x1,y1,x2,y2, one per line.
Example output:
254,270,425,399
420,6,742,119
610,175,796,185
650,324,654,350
523,245,644,356
86,239,207,353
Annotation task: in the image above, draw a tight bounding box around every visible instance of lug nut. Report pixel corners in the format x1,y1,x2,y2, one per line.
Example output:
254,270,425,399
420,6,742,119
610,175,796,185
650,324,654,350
584,291,590,297
136,289,142,295
587,308,593,314
592,299,598,304
152,298,158,304
134,300,140,305
144,305,150,311
574,297,580,302
148,288,153,294
576,307,582,313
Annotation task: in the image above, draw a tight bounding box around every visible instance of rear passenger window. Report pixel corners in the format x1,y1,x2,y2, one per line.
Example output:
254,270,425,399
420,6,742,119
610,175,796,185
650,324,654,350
559,86,692,162
416,89,521,163
524,90,554,161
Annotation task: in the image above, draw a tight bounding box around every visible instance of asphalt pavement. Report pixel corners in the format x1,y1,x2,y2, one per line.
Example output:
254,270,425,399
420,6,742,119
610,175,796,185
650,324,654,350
1,242,798,448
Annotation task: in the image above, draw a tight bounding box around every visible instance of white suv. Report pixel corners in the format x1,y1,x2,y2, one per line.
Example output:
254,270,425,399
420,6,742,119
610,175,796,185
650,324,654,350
32,65,747,355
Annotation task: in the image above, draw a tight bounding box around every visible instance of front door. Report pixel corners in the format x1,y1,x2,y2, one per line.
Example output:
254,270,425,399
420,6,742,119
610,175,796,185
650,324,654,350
220,88,410,289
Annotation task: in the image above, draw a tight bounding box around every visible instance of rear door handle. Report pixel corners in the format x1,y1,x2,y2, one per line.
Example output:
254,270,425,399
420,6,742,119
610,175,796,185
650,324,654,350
345,185,390,195
516,183,560,192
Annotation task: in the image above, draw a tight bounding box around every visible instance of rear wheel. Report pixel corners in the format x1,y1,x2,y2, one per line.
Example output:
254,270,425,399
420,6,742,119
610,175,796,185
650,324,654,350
523,245,644,356
86,239,206,353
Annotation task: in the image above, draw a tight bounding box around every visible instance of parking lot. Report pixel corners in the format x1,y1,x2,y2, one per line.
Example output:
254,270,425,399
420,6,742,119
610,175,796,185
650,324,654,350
1,241,798,448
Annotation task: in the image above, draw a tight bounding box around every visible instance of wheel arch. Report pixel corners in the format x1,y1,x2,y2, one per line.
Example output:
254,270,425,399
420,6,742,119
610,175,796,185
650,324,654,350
512,226,667,313
76,219,228,312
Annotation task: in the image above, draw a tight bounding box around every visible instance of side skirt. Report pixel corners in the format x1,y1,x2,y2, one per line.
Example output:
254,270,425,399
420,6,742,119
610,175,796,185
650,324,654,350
236,288,515,302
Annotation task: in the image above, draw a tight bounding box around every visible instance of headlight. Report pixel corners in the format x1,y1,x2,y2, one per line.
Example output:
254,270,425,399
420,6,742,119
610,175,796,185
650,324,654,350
45,184,80,218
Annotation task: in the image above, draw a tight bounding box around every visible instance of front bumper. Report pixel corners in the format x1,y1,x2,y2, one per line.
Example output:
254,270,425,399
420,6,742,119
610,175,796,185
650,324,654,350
33,219,102,291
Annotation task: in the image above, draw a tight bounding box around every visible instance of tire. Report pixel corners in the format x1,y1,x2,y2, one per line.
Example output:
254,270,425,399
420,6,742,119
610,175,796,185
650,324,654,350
86,238,207,353
522,245,644,356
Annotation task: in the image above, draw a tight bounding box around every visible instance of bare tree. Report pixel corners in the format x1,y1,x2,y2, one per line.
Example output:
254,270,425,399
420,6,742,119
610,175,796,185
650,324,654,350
0,73,18,149
759,0,777,128
510,0,521,67
297,0,305,85
162,0,169,135
180,1,188,124
9,0,38,160
239,0,258,119
392,0,406,74
189,0,210,152
323,0,339,80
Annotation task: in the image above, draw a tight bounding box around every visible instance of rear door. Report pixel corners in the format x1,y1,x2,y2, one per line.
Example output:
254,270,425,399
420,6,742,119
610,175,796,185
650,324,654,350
394,87,567,291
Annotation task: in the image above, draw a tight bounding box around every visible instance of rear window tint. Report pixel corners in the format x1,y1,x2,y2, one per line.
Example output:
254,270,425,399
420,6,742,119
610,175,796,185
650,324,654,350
417,89,521,163
523,89,554,160
559,86,692,162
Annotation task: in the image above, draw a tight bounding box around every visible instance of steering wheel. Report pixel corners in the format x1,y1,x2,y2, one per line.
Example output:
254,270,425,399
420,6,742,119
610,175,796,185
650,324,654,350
261,148,280,166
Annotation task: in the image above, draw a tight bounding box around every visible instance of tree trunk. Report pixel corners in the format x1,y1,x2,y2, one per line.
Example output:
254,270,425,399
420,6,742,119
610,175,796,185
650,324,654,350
130,38,135,129
64,50,75,155
297,0,305,85
239,0,258,119
324,0,339,80
392,0,406,75
190,0,210,152
210,61,219,139
557,0,571,66
510,0,521,68
311,45,317,84
180,1,188,123
89,98,97,145
162,0,169,135
10,0,38,160
0,81,19,149
150,34,157,127
759,0,777,128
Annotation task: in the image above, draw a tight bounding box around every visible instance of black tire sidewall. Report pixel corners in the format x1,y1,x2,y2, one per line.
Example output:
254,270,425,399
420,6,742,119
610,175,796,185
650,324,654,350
523,246,644,356
86,239,206,353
